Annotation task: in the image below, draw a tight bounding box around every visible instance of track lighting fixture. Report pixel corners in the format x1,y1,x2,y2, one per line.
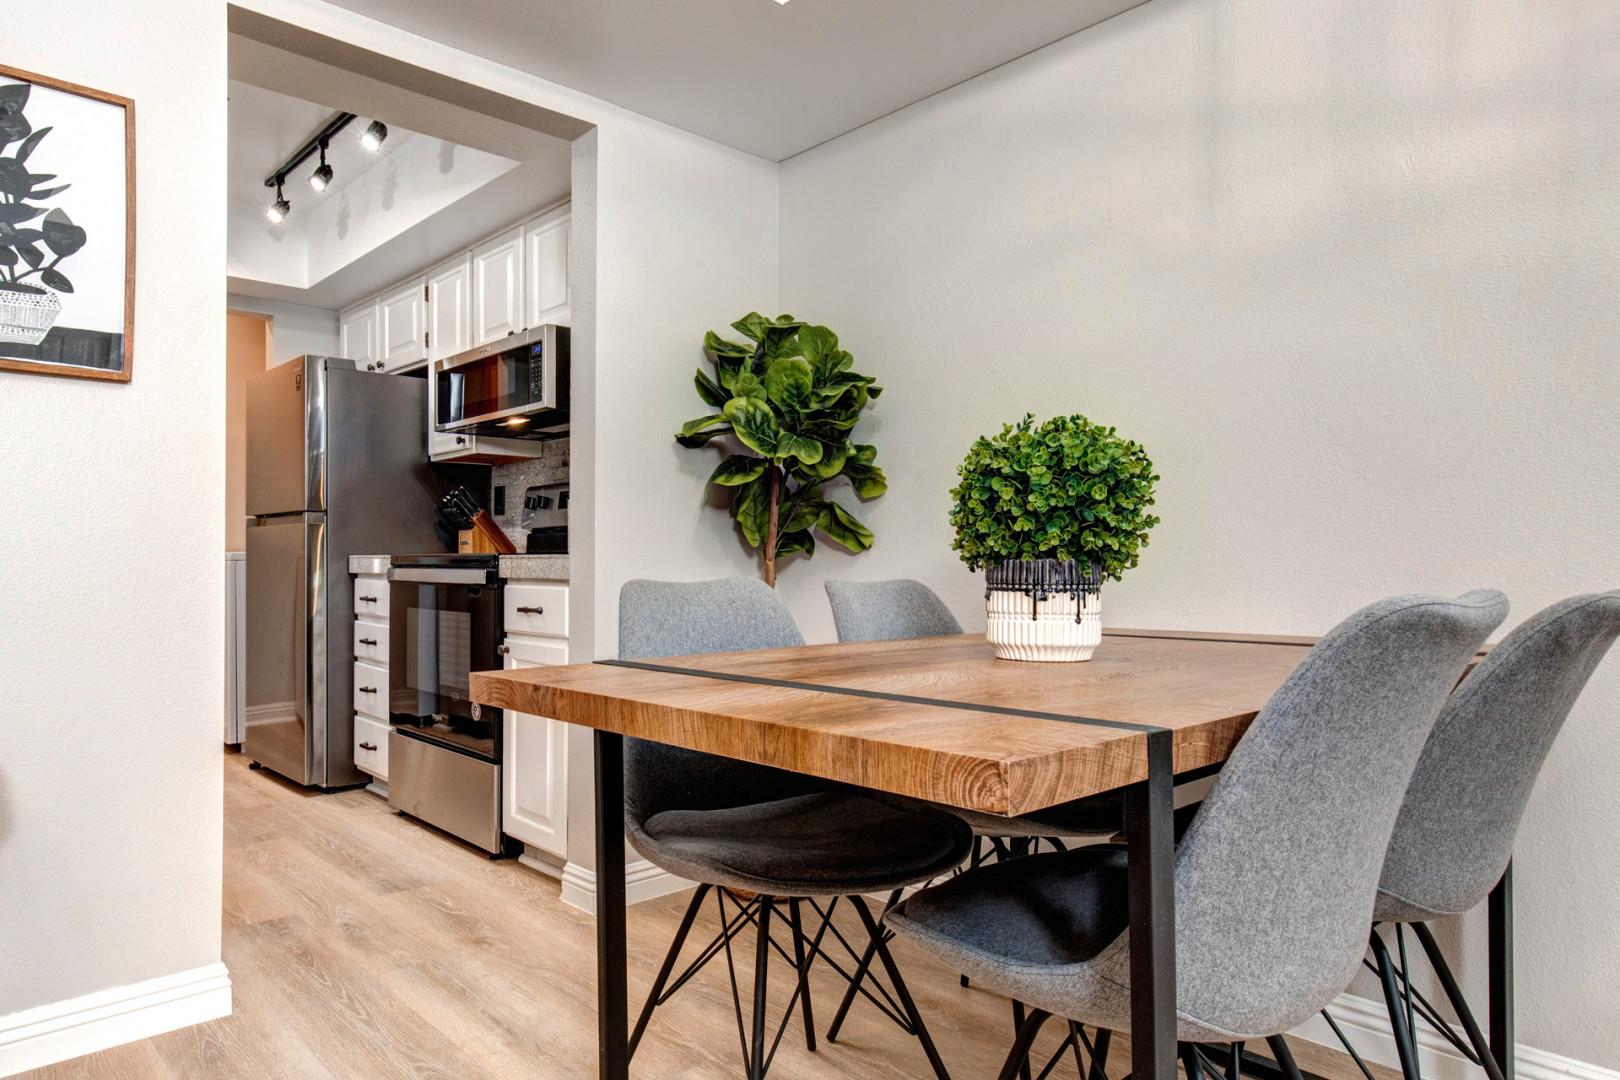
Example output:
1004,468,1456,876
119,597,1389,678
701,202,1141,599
266,177,290,224
361,120,388,152
309,142,334,192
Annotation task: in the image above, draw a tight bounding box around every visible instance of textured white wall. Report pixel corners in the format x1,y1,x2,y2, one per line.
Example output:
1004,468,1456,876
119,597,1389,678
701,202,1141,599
779,0,1620,1065
0,0,226,1021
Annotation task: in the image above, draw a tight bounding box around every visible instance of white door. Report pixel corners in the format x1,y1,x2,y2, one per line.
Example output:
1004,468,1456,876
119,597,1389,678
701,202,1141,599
426,256,473,459
524,210,570,328
377,278,427,373
471,227,524,346
338,302,379,367
501,636,569,858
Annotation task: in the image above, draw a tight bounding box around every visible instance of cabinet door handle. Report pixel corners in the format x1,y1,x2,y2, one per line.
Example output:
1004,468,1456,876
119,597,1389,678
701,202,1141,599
358,638,378,646
497,645,511,656
516,606,544,615
359,595,378,603
376,361,386,370
359,742,378,752
359,686,377,694
455,436,467,445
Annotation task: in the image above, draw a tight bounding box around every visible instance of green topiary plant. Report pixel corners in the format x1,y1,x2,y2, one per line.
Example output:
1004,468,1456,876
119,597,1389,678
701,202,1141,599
676,312,887,587
949,413,1160,580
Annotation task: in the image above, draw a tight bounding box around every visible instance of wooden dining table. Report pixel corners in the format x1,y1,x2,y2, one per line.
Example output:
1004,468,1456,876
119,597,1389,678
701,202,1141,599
468,627,1508,1080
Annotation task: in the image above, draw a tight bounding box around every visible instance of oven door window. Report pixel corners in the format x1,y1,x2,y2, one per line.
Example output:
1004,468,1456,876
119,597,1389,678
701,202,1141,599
389,582,499,759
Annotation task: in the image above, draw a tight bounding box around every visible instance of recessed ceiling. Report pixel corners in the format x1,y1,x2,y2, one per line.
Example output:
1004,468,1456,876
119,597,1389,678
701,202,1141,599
321,0,1151,161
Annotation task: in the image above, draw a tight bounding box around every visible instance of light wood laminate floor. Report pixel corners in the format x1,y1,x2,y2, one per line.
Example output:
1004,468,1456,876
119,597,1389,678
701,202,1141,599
24,751,1394,1079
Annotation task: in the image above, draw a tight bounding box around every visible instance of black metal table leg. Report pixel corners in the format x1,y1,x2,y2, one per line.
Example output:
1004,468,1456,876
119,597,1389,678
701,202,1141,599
1125,729,1177,1080
595,730,630,1080
1489,861,1515,1080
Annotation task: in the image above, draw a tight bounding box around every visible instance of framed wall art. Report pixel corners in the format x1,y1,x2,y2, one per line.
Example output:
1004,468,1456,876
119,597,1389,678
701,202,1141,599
0,64,134,383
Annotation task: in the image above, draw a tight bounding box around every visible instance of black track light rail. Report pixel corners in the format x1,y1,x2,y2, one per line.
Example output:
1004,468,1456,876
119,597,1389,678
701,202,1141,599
263,111,357,188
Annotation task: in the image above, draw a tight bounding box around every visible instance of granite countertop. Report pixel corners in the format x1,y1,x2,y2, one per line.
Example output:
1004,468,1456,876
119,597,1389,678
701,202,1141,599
348,554,568,582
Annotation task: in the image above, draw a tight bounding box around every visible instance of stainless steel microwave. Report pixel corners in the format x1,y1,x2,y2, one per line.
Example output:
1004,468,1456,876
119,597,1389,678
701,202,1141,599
435,324,570,440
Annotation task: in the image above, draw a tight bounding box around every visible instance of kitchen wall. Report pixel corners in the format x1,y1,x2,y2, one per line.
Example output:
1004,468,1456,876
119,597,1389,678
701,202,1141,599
225,311,271,550
779,0,1620,1068
224,293,339,366
489,441,570,548
0,0,229,1068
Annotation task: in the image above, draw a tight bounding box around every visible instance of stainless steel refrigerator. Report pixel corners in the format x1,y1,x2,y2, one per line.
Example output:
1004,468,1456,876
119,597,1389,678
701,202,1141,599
244,356,458,788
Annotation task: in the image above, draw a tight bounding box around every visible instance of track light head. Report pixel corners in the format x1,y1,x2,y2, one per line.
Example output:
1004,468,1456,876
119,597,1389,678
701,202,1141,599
267,177,290,224
310,143,333,192
361,120,388,152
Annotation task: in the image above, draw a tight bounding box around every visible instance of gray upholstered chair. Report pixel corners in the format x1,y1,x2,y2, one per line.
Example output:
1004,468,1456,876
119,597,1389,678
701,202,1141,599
618,578,972,1080
884,590,1508,1080
1354,591,1620,1080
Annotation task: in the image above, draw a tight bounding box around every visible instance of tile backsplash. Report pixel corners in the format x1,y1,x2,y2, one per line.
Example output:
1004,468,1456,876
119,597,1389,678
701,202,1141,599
489,439,569,549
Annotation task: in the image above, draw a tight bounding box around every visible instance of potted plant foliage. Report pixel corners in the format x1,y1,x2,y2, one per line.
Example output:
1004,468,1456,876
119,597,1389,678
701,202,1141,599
0,86,87,346
676,312,887,587
950,413,1160,661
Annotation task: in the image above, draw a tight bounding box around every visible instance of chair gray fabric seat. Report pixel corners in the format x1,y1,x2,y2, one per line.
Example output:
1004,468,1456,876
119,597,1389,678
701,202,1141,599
886,590,1509,1053
636,791,973,897
889,845,1131,967
943,792,1124,840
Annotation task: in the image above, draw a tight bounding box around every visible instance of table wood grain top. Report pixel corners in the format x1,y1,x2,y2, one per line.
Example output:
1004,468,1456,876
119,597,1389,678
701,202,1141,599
470,630,1325,817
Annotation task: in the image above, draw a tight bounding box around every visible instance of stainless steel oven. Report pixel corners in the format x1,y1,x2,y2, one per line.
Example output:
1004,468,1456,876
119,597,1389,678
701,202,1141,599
386,554,511,853
435,324,570,440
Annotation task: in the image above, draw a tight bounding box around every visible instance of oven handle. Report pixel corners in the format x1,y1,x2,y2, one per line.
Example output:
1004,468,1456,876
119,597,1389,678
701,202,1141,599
388,568,494,584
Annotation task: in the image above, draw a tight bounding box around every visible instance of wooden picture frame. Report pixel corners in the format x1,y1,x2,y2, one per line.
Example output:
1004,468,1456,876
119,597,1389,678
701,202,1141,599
0,64,135,383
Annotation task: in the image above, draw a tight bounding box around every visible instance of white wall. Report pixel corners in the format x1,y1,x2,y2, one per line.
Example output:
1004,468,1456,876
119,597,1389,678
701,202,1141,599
0,0,228,1059
780,0,1620,1067
226,294,339,365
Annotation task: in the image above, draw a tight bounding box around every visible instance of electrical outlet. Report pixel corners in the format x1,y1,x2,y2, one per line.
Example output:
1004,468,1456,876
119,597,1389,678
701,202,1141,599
493,485,506,516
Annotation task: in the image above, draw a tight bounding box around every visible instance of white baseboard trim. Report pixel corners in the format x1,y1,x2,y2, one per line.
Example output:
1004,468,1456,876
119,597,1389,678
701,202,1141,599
0,962,231,1077
1291,991,1620,1080
559,859,692,914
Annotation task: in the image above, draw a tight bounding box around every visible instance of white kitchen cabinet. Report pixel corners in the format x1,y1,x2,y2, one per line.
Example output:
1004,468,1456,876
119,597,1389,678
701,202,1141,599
426,256,474,459
377,277,428,373
471,227,525,347
338,301,379,368
502,631,569,859
524,208,570,328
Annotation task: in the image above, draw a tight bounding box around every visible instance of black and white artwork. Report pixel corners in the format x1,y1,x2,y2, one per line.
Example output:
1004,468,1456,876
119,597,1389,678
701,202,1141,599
0,65,134,383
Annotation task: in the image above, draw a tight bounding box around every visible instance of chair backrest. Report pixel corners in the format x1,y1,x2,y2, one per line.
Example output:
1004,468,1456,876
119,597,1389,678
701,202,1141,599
1168,590,1508,1037
825,579,963,643
1378,591,1620,918
618,578,828,825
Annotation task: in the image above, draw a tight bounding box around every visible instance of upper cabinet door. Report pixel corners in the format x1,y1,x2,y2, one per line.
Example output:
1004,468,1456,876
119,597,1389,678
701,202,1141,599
426,256,473,459
471,227,525,347
338,302,379,367
524,208,570,328
377,278,427,373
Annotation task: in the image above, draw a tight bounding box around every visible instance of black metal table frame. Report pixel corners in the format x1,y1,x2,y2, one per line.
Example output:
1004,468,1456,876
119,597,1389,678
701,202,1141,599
579,661,1516,1080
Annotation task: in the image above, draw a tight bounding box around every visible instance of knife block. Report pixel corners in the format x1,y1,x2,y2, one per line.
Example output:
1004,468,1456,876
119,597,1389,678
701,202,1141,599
457,511,517,555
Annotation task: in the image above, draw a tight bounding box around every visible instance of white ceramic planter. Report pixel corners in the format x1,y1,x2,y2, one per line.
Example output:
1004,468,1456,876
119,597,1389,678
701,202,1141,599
0,286,62,346
986,586,1103,662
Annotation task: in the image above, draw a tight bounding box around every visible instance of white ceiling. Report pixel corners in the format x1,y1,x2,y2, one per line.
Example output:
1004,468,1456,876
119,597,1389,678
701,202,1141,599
322,0,1150,161
226,43,574,309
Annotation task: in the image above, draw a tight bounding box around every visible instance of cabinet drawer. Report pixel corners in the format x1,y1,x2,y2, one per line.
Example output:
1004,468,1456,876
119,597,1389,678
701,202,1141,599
353,619,389,663
354,574,390,618
354,715,390,779
505,584,567,638
354,660,389,720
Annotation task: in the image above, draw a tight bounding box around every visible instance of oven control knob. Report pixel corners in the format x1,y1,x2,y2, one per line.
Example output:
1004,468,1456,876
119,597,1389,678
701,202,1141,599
470,703,483,721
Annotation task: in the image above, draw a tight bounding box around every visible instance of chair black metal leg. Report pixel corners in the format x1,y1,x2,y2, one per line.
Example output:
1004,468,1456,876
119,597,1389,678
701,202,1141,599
1180,1041,1206,1080
1264,1036,1305,1080
1370,930,1422,1080
825,889,902,1041
787,898,816,1053
1411,922,1504,1080
851,894,951,1080
997,1008,1052,1080
749,898,773,1080
627,883,713,1060
1089,1026,1111,1080
1489,864,1515,1080
1011,1001,1034,1080
593,731,629,1080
